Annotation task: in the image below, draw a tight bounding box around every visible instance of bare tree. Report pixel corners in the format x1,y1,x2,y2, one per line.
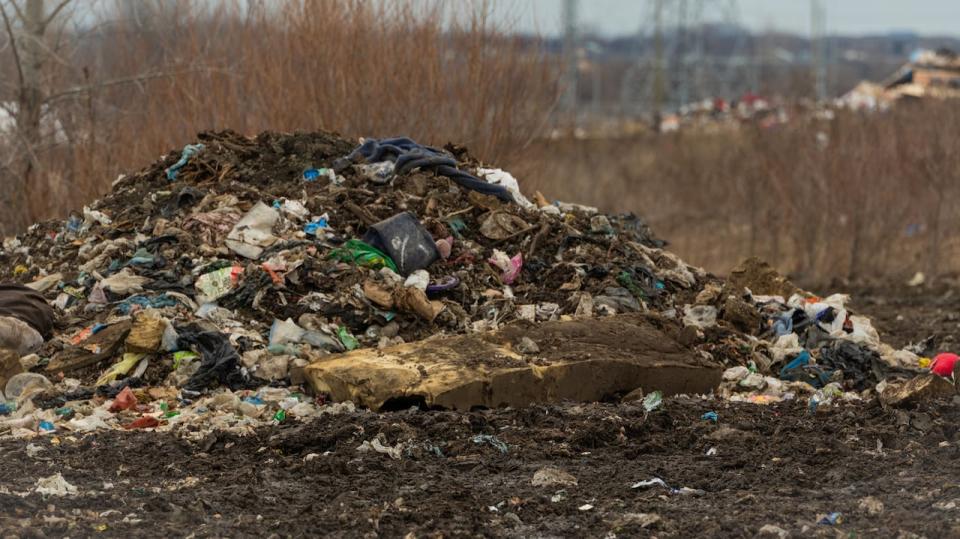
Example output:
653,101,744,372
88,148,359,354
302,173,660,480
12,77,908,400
0,0,72,234
0,0,215,235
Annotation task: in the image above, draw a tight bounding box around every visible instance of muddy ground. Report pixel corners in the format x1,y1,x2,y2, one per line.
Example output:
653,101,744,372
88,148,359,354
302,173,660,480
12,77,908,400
2,283,960,538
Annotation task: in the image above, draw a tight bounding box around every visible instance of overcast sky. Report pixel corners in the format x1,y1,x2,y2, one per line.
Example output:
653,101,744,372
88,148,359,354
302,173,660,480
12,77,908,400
490,0,960,37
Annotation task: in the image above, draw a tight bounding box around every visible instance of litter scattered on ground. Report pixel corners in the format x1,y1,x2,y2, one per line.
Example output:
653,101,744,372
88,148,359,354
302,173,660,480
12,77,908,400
0,129,946,439
34,473,78,497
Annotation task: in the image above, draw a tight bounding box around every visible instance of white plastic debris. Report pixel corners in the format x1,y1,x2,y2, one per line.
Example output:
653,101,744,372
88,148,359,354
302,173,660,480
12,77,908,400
683,304,717,329
100,268,149,295
356,436,403,459
82,206,112,229
269,318,306,347
722,366,750,382
477,168,535,210
225,202,280,259
403,270,430,291
25,273,63,292
279,199,310,221
35,473,78,496
631,478,669,490
0,316,44,355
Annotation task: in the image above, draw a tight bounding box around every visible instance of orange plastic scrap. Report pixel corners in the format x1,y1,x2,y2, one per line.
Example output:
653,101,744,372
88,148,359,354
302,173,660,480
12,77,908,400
261,263,286,285
70,327,94,345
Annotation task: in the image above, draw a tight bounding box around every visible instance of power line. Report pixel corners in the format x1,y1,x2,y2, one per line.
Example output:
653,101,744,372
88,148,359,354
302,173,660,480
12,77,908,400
811,0,828,100
561,0,579,121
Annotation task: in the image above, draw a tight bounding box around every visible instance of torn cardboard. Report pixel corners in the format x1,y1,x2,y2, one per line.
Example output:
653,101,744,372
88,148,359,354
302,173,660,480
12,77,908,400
306,314,721,410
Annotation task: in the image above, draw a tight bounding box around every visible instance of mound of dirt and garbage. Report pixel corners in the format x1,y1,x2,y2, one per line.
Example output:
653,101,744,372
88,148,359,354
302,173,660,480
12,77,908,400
0,130,946,438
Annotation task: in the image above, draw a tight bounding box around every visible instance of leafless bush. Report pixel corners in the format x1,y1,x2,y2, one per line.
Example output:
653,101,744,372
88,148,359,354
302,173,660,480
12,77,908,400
525,101,960,281
0,0,558,234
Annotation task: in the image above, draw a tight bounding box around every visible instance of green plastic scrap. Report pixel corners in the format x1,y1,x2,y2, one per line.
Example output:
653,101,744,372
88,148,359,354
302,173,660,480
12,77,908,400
273,409,287,423
96,353,146,387
328,239,398,272
62,286,86,299
338,326,359,351
173,351,199,370
446,217,467,239
617,271,646,299
642,390,663,412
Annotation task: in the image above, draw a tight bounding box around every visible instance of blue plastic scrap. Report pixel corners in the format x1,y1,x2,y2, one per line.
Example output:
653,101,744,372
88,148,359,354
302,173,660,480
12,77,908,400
118,294,180,315
66,215,82,232
818,512,843,526
472,434,509,454
779,350,811,378
243,395,265,406
772,311,794,336
303,168,332,182
166,143,205,180
701,411,718,422
303,218,329,236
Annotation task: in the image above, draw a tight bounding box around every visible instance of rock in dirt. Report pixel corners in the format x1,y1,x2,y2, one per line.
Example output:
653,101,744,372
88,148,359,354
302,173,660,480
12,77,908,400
0,348,23,391
621,386,645,402
611,512,661,530
726,257,798,298
858,496,884,515
722,295,761,333
531,467,578,488
757,524,790,538
516,336,540,355
879,374,955,408
705,426,754,442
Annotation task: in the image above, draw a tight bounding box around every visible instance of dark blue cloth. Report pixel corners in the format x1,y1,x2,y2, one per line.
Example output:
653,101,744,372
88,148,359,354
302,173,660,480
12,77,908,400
343,137,514,203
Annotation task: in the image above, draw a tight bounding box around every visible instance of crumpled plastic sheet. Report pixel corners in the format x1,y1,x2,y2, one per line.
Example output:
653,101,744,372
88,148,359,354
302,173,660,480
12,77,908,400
177,326,259,394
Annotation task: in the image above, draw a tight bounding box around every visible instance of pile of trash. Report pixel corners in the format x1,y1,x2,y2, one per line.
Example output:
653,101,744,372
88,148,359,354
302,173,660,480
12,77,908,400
705,258,936,407
0,130,937,438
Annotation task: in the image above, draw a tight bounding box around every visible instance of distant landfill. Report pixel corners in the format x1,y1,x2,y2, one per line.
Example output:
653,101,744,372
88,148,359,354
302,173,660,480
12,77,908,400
841,48,960,110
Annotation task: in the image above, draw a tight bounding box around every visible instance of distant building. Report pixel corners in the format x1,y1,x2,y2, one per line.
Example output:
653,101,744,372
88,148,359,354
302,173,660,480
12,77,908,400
840,48,960,109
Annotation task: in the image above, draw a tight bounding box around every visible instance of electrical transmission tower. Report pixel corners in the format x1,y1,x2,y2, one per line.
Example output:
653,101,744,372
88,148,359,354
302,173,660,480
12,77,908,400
561,0,579,124
810,0,828,101
620,0,751,118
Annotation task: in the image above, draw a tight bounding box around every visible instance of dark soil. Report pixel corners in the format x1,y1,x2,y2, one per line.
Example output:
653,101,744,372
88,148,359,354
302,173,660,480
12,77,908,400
845,281,960,353
0,284,958,538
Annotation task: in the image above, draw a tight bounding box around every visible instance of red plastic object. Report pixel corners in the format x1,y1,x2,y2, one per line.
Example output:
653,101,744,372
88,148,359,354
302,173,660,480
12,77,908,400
124,416,160,430
930,353,959,377
108,386,138,412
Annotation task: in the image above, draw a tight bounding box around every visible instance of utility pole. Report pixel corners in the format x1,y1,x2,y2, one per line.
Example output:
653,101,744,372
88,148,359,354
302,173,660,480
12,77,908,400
810,0,827,100
561,0,579,126
651,0,665,117
676,0,689,108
